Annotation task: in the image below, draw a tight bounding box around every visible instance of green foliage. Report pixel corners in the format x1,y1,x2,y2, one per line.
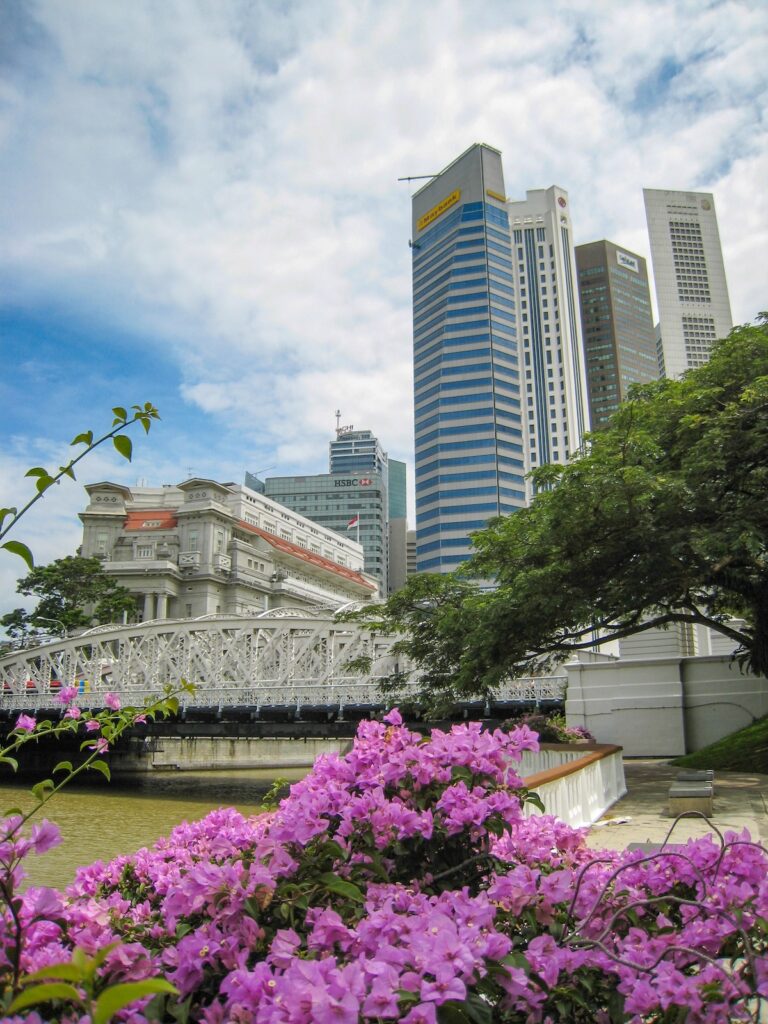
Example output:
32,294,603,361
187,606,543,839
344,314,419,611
671,713,768,773
341,572,483,712
7,943,177,1022
1,555,138,639
372,319,768,705
0,401,173,1021
0,402,160,569
0,683,189,1017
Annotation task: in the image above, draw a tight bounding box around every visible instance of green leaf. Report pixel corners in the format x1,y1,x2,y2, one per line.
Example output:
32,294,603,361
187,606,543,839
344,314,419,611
59,464,77,480
9,981,83,1012
89,941,120,970
25,467,49,479
318,872,365,902
22,960,87,983
71,431,94,447
31,778,55,802
523,790,546,813
113,434,133,461
94,980,178,1024
0,506,18,528
1,540,34,568
437,1003,471,1023
53,760,74,775
0,756,19,772
88,758,111,781
112,406,128,422
35,474,55,493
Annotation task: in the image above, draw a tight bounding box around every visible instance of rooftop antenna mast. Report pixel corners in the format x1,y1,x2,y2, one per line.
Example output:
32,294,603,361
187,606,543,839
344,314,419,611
399,174,440,251
335,409,354,438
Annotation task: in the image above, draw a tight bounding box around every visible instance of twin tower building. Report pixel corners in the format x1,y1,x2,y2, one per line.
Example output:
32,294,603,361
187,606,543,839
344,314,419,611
410,142,733,573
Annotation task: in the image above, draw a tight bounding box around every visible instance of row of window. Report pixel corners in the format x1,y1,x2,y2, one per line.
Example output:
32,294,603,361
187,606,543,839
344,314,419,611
416,483,525,509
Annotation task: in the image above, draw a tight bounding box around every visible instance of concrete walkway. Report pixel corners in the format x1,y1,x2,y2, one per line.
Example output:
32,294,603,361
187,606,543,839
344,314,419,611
585,759,768,851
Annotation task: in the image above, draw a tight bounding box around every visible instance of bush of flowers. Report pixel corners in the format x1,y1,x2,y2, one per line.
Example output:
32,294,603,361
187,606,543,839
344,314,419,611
501,712,595,745
2,709,767,1022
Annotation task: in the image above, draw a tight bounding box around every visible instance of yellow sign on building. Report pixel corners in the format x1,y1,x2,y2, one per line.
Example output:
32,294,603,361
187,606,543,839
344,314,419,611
485,188,506,203
416,189,461,232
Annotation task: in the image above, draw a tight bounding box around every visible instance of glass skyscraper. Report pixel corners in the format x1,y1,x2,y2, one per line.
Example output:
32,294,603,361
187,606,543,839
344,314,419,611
411,144,526,573
264,428,403,595
575,240,659,428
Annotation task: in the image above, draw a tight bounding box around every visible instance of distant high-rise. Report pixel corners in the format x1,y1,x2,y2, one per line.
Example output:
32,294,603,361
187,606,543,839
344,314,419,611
643,189,732,378
265,426,398,594
387,459,408,594
329,428,388,477
575,240,658,428
506,187,591,477
411,143,526,573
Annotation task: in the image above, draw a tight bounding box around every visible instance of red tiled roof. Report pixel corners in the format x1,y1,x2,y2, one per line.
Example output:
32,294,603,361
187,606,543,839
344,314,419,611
237,520,375,591
124,510,179,531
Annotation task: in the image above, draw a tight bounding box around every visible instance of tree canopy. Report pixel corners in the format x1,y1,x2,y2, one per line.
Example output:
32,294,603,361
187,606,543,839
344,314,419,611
0,555,137,644
361,317,768,707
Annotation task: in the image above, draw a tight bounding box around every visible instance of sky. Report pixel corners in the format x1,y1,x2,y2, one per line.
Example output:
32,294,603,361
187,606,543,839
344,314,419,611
1,0,767,616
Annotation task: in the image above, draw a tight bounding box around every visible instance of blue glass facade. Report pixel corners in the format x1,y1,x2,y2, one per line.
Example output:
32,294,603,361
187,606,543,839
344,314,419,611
411,145,526,573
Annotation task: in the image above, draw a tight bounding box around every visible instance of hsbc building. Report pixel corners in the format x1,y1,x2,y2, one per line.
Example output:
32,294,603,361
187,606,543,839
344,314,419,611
264,431,392,593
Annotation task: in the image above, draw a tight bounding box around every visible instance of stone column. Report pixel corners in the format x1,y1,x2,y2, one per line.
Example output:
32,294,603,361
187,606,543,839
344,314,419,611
156,593,169,619
143,593,155,621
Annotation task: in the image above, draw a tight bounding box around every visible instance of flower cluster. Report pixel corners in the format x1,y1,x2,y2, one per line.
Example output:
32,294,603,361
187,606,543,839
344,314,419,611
2,710,767,1022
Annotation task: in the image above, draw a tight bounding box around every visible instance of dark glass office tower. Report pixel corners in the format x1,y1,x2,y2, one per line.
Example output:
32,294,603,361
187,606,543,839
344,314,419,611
575,240,659,428
411,144,526,573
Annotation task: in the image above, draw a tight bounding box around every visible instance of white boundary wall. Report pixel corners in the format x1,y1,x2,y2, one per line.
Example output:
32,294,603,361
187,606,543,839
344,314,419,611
521,746,627,829
566,654,768,757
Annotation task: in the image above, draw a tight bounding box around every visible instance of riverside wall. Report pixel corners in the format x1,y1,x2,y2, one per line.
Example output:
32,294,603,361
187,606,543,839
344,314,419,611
565,653,768,757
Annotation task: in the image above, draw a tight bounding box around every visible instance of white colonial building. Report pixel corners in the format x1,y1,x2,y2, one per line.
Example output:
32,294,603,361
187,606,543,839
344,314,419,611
79,479,378,621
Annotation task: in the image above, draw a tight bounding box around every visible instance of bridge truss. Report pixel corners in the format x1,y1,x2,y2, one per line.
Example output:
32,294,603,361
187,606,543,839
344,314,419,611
0,609,566,716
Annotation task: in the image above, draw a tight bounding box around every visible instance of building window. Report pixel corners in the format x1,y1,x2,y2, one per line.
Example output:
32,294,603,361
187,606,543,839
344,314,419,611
188,530,199,552
137,545,153,559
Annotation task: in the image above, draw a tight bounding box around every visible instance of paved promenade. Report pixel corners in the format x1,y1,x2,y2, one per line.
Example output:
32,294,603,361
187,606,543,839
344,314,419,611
585,759,768,851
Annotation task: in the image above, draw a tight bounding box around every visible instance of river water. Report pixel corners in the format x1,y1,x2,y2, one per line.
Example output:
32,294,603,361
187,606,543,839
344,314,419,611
0,768,307,891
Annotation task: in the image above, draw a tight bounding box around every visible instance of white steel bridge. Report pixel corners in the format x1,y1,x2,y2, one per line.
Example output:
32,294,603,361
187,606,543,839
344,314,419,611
0,608,567,718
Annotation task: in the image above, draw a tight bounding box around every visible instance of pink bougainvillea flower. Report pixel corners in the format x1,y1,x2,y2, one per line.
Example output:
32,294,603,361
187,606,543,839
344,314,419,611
84,719,101,732
88,738,109,754
14,713,36,732
63,706,81,720
2,708,765,1024
133,713,147,724
30,820,62,855
104,692,121,710
56,685,78,705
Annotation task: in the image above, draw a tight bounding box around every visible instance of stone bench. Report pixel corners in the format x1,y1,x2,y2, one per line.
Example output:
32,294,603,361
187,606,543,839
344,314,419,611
668,779,714,817
676,769,714,783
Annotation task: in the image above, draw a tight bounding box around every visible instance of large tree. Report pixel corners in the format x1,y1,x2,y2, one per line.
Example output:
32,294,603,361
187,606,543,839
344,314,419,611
0,555,137,641
362,317,768,706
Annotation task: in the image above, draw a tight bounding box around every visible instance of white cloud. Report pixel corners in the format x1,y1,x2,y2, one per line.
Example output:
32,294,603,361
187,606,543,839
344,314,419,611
1,0,766,607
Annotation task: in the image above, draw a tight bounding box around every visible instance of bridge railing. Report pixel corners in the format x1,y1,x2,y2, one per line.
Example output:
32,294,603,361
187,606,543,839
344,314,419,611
0,676,566,717
0,614,566,715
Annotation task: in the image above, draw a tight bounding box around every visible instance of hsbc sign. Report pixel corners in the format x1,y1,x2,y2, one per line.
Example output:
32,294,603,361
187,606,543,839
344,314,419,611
334,478,373,487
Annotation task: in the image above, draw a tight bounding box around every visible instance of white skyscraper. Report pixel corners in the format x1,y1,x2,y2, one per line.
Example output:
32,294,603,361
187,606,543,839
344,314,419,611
506,187,591,488
643,189,733,379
